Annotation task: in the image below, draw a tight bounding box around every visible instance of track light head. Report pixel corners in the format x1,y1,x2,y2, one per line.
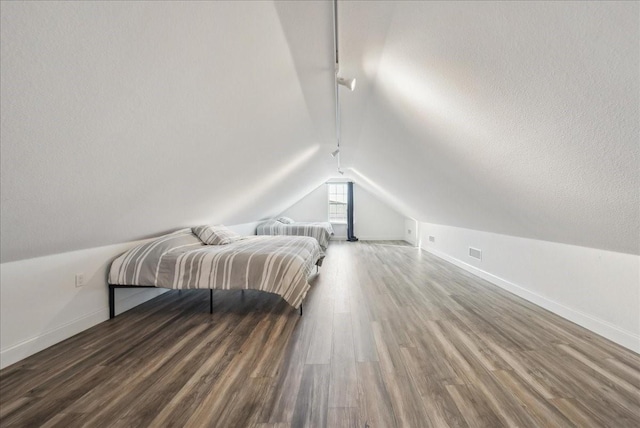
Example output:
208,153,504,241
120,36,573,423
337,76,356,91
338,168,344,175
331,148,340,158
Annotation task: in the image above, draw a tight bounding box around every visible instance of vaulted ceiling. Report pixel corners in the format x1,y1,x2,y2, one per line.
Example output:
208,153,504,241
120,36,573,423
1,1,638,262
338,1,639,255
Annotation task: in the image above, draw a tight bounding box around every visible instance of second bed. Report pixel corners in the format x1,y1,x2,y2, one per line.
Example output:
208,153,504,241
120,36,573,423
256,218,334,252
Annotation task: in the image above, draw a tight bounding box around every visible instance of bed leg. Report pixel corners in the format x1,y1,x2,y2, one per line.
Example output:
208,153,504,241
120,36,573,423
109,285,115,319
210,289,213,314
299,304,303,316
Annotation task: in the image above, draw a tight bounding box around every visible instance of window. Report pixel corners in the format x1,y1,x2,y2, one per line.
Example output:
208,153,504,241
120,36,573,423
328,183,348,223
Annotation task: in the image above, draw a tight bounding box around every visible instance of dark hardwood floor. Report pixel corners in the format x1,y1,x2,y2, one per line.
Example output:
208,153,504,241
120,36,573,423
1,241,639,427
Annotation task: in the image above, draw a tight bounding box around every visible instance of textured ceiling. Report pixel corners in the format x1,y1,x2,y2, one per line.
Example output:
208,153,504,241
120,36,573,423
1,1,638,262
339,1,639,255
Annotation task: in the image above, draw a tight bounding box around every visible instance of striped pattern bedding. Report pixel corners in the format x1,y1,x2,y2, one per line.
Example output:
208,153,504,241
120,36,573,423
256,220,334,251
108,229,322,308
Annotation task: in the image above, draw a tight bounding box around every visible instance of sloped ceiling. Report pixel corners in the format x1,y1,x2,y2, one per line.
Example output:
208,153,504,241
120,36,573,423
339,1,639,255
1,1,337,262
1,1,638,262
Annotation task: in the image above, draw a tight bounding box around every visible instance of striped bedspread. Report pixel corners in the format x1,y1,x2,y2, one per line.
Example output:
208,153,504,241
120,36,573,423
108,229,322,308
256,220,334,251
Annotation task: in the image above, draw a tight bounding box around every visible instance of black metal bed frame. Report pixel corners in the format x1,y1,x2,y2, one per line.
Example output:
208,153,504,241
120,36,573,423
108,284,303,319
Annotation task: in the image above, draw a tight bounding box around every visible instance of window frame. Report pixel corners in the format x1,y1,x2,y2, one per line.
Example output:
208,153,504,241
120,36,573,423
327,182,348,224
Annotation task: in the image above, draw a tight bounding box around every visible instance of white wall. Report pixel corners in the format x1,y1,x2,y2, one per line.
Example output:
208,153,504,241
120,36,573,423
280,182,405,240
0,222,258,369
404,218,418,246
279,184,329,223
354,185,406,240
419,222,640,353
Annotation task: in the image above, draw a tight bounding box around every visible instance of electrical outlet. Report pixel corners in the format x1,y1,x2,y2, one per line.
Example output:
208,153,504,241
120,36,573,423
428,235,435,243
75,273,85,288
407,229,412,234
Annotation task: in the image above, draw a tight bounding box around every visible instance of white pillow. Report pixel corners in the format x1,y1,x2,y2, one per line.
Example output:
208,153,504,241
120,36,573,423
276,217,295,224
192,225,240,245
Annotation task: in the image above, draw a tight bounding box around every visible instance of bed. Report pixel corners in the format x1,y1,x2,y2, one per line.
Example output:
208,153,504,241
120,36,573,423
256,218,334,252
108,227,322,318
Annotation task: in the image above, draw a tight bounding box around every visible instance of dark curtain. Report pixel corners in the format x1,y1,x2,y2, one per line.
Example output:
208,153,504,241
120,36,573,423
347,181,358,242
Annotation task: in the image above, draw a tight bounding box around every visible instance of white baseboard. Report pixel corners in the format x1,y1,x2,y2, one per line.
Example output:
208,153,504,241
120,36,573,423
423,246,640,354
0,288,166,369
404,239,418,247
0,308,108,370
330,236,405,241
358,236,406,241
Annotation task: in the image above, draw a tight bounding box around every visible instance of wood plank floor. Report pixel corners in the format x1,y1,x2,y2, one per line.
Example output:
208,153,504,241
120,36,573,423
1,241,639,427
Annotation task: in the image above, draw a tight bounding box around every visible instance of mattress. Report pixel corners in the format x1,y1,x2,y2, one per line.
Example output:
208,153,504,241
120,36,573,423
108,229,322,308
256,220,334,251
